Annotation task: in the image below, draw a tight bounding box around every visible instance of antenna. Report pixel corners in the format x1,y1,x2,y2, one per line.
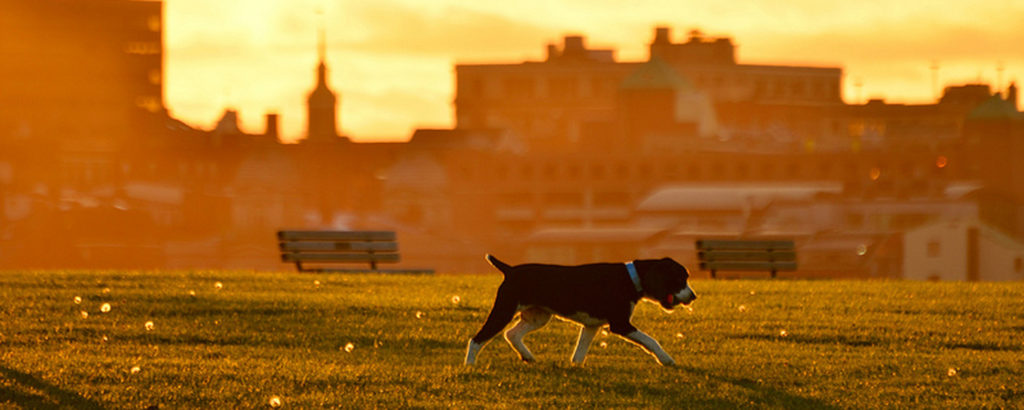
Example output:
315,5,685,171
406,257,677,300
854,77,863,104
997,61,1005,92
316,8,326,62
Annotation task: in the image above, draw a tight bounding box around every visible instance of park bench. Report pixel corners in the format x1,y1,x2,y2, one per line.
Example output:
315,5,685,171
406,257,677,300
696,239,797,279
277,230,433,274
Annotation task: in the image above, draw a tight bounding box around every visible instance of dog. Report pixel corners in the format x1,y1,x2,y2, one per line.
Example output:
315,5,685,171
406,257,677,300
464,254,696,366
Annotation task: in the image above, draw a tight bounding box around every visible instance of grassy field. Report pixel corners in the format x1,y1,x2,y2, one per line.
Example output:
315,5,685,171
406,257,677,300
1,270,1022,409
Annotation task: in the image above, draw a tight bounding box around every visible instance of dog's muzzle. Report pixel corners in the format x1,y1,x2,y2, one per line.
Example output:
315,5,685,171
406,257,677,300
674,285,697,306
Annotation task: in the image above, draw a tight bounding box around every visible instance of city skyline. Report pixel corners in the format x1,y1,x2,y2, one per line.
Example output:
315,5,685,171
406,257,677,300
164,0,1024,143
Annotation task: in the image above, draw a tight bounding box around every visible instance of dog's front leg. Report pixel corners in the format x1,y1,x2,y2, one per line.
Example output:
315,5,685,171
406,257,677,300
622,330,676,366
570,325,600,364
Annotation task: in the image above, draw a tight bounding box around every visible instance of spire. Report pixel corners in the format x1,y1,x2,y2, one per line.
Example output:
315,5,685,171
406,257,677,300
306,18,340,142
315,18,328,87
317,25,326,63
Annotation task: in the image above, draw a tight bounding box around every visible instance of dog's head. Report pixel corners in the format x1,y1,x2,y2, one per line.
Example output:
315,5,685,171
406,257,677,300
641,257,697,311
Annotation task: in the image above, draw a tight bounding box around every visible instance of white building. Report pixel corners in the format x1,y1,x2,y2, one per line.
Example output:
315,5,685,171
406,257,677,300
903,218,1024,281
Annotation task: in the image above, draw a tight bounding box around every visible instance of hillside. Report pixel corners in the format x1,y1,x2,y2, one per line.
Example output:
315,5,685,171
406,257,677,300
1,270,1022,408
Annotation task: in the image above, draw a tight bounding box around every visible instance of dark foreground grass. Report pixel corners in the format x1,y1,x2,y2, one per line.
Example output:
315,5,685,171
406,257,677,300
1,270,1022,409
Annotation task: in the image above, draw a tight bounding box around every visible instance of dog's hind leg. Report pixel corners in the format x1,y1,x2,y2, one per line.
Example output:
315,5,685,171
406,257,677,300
466,285,518,365
570,325,600,365
503,307,550,363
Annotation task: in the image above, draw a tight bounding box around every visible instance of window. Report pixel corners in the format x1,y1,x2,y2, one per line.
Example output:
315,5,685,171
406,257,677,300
148,15,161,31
927,240,941,258
519,165,534,180
846,213,864,228
544,192,582,207
542,163,557,179
818,161,832,177
594,192,629,207
736,163,750,178
615,163,630,179
504,76,534,100
124,42,160,55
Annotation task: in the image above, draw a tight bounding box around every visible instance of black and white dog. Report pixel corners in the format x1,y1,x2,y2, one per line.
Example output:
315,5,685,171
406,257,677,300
465,255,696,366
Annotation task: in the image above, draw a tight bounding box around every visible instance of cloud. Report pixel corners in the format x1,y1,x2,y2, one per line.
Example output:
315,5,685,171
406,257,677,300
330,1,556,61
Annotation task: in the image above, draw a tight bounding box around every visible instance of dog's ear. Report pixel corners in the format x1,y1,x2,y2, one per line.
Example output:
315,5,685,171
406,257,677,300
659,257,689,279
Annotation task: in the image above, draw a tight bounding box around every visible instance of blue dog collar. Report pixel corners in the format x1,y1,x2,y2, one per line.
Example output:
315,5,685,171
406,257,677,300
625,261,642,293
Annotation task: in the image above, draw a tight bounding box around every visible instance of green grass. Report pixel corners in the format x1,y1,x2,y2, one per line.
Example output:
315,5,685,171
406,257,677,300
1,270,1022,409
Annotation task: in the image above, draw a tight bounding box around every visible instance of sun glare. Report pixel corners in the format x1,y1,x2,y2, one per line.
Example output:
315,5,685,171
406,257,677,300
164,1,1023,142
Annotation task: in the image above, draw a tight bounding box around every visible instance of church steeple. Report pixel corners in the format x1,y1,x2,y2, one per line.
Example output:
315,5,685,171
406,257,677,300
306,26,340,142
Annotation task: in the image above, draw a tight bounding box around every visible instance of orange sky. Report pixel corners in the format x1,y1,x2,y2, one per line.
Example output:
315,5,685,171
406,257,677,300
164,0,1024,143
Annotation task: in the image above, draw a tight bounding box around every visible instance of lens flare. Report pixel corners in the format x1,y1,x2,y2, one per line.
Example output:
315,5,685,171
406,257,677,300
130,366,141,374
144,321,155,331
214,282,223,290
100,303,111,313
313,280,321,288
80,311,89,319
779,329,788,337
189,290,197,297
344,342,355,353
269,396,282,408
599,341,608,348
947,368,957,377
102,288,111,295
738,305,747,312
451,295,461,304
74,296,82,304
415,311,424,319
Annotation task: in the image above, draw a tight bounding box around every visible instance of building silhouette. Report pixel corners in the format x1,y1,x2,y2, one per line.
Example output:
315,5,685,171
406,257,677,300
1,2,1022,279
305,28,343,143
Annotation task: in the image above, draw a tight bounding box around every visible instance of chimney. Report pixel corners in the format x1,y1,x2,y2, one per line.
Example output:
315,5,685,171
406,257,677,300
546,43,558,61
562,35,585,59
653,26,671,44
1008,82,1018,110
265,113,280,140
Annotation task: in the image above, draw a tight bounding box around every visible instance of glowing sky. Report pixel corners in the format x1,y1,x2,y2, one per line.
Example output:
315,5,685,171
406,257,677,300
164,0,1024,142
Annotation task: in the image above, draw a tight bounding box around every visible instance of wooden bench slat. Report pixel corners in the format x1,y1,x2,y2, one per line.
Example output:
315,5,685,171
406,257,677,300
279,242,398,252
696,240,795,250
301,268,434,275
699,261,798,271
698,250,796,262
277,230,431,274
277,230,396,241
281,253,400,263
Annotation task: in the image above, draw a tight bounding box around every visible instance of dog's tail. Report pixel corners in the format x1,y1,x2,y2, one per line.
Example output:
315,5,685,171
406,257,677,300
485,254,513,276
